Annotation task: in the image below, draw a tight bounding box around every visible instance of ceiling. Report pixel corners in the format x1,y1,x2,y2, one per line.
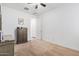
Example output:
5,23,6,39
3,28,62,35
1,3,63,16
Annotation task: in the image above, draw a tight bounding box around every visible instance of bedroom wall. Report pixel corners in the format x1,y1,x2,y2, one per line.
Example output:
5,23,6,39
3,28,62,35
40,3,79,51
1,5,37,41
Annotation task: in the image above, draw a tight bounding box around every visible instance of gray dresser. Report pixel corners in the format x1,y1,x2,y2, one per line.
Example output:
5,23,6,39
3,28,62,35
0,40,15,56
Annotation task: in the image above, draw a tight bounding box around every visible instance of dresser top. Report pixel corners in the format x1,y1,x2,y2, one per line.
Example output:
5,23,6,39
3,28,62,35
0,40,15,46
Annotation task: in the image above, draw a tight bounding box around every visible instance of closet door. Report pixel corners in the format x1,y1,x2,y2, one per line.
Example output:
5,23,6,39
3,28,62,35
0,5,2,42
0,5,2,30
0,15,1,30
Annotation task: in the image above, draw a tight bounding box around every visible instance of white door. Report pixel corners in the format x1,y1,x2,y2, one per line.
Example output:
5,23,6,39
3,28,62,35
30,18,37,40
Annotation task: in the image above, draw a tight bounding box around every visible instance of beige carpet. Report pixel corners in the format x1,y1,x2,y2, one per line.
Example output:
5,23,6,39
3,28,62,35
15,39,79,56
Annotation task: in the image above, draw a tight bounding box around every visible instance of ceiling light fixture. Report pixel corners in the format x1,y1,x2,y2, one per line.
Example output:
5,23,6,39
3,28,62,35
27,3,46,9
24,7,29,10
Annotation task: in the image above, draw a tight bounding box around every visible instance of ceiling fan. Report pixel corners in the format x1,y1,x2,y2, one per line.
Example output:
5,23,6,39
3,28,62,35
27,3,46,9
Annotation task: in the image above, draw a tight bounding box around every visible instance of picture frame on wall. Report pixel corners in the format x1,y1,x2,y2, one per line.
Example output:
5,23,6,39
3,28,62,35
18,17,24,25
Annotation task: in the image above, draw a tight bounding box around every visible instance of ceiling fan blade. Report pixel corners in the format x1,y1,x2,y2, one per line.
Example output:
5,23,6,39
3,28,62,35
35,5,38,9
27,3,32,4
40,3,46,7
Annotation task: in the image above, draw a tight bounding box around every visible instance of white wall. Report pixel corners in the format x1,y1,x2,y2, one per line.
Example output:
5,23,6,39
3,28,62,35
40,4,79,51
1,5,36,41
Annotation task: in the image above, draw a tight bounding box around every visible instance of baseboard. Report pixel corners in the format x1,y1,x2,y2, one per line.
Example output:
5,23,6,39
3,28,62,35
43,39,79,52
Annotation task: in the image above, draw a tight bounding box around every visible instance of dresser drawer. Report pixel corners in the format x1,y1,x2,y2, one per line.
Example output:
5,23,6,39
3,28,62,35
0,41,14,56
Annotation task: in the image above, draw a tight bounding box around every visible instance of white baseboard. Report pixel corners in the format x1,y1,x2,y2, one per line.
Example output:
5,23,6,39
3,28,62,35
43,39,79,51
